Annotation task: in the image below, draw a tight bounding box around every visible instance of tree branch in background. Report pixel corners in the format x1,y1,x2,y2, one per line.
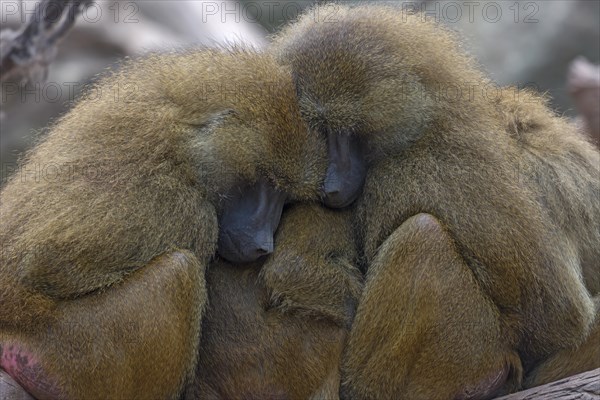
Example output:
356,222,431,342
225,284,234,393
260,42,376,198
0,0,92,84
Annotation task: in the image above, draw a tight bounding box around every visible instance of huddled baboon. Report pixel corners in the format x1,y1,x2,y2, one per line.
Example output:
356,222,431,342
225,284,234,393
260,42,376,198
192,204,362,399
0,49,329,399
272,4,599,398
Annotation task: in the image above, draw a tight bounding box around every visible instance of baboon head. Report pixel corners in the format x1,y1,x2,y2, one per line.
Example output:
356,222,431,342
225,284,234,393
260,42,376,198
155,50,328,262
272,4,487,208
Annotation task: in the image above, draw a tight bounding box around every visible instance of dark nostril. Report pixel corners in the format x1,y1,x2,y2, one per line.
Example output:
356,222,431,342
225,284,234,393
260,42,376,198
256,248,269,256
323,179,341,196
255,242,273,256
324,187,356,209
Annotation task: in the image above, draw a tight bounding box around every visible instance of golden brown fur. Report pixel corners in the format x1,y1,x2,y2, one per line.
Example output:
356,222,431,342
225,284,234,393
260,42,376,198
0,49,327,398
525,297,600,387
193,204,362,399
345,213,522,399
497,88,600,391
2,250,206,399
272,3,599,398
498,90,600,294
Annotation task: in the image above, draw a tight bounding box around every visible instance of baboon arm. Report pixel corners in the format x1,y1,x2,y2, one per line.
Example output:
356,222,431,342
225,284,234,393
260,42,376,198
195,205,361,400
1,176,214,301
341,214,521,400
0,250,207,400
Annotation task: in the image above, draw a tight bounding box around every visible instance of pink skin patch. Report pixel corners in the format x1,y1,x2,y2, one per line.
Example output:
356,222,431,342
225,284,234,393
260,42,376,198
0,343,63,400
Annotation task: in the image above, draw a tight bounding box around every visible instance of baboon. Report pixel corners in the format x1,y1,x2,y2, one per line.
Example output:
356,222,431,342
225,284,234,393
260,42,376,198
0,49,328,399
192,204,362,400
272,4,600,398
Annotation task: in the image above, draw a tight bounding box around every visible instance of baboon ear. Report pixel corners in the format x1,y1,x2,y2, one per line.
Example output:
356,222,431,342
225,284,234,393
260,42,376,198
322,130,367,208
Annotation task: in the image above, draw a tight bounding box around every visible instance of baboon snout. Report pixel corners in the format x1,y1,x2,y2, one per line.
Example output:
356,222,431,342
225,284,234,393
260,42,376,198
254,239,274,256
218,228,274,263
217,179,286,263
323,131,367,208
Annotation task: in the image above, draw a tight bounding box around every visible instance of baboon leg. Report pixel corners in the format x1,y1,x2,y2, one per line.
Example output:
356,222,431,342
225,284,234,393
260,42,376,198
195,261,349,400
341,214,521,400
0,250,206,400
524,297,600,387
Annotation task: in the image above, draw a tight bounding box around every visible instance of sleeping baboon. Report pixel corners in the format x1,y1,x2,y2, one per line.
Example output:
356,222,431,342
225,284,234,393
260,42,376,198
272,4,600,398
192,204,362,400
0,49,328,399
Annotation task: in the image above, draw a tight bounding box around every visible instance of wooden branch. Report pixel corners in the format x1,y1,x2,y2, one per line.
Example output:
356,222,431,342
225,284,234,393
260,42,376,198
2,368,598,399
0,0,92,84
496,369,600,400
0,370,34,400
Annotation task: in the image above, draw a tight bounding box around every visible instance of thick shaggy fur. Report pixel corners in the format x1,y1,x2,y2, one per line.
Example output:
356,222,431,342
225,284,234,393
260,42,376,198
193,204,362,399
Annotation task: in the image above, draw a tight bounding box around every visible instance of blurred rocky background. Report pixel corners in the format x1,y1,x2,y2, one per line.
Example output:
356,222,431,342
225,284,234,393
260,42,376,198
1,0,599,184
